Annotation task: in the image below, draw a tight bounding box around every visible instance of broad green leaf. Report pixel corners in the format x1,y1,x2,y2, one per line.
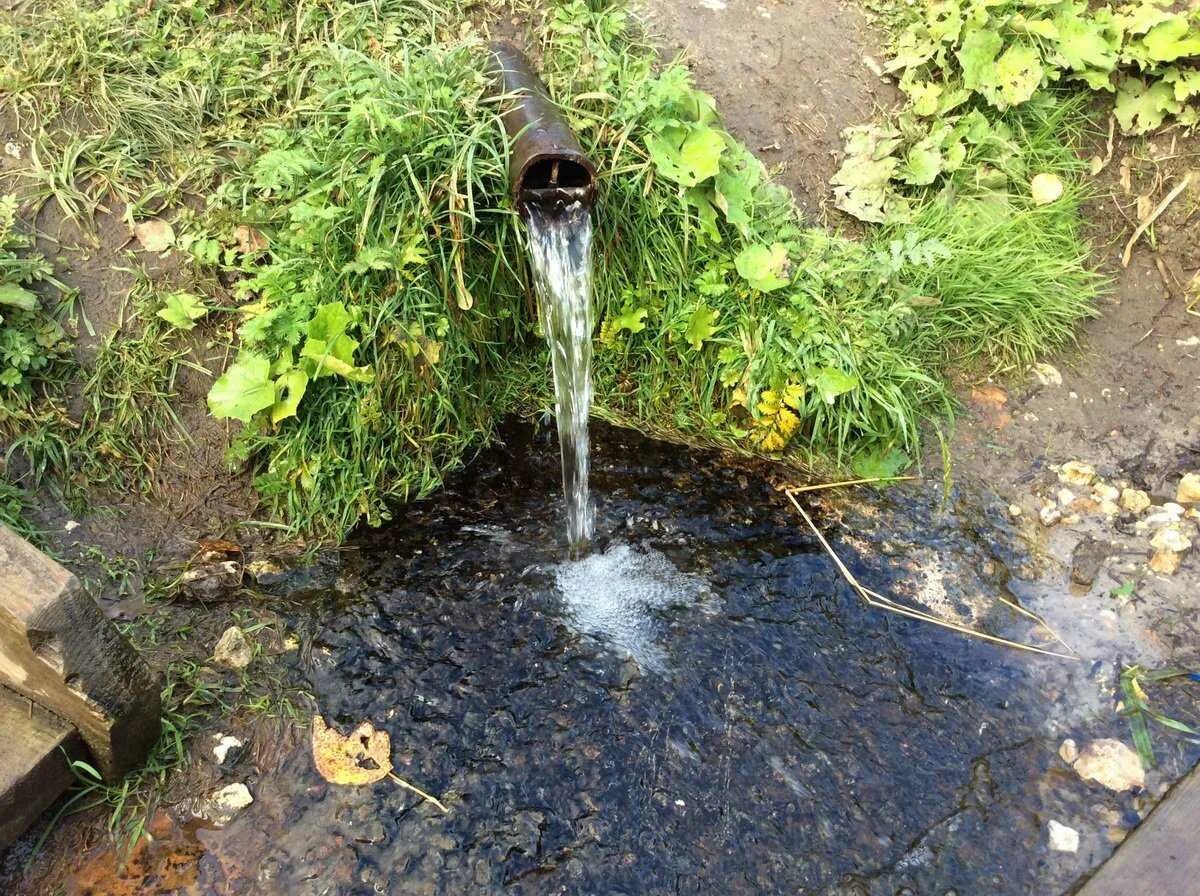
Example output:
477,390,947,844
956,27,1002,91
810,366,858,404
157,291,207,330
271,368,308,424
646,125,725,187
1054,13,1119,71
611,306,649,336
734,243,790,292
208,353,275,422
1115,77,1181,134
301,333,374,382
1011,15,1059,40
0,282,38,310
831,125,906,223
306,301,353,343
1165,67,1200,101
900,143,943,186
714,149,761,237
677,127,725,185
683,305,719,350
902,79,943,117
1141,16,1200,62
990,42,1045,107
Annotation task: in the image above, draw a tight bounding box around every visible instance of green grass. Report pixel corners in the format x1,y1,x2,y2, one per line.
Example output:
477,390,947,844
0,0,1104,540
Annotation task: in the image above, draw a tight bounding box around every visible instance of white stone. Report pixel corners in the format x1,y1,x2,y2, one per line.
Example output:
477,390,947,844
205,783,253,824
1120,488,1151,514
1057,488,1077,507
1048,820,1080,853
1059,738,1078,764
1059,461,1097,487
1093,483,1120,503
1008,504,1023,518
1073,738,1145,791
1040,504,1063,527
1175,474,1200,504
213,625,254,670
213,734,244,765
1150,524,1192,554
1032,363,1063,386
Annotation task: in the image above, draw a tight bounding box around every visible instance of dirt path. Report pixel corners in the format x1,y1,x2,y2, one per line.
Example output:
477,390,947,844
643,0,896,218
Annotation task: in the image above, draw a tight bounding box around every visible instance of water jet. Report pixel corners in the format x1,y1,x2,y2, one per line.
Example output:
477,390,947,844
492,42,598,554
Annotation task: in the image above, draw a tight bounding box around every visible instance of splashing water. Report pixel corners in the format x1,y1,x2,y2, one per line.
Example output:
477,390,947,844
525,202,594,553
553,543,711,669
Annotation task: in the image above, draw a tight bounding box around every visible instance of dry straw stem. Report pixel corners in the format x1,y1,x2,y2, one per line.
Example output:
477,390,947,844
1122,173,1192,268
388,772,450,813
786,475,915,493
783,490,1078,660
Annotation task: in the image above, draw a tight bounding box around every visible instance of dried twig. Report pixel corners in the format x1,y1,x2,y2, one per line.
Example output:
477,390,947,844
389,773,449,813
784,475,915,494
1122,174,1192,268
784,491,1078,660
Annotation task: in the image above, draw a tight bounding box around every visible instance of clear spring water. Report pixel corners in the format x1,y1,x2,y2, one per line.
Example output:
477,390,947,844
525,201,594,553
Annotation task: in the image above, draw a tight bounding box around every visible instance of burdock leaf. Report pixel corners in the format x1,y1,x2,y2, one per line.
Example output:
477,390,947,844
956,27,1003,91
683,305,719,350
991,42,1045,107
734,243,790,292
207,353,276,422
157,291,208,330
1114,77,1181,134
1141,16,1200,63
271,368,308,424
0,282,38,310
810,366,859,404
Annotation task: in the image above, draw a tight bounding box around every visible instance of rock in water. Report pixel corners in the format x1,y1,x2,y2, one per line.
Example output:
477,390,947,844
1059,739,1078,764
1120,487,1152,513
1070,537,1109,587
1176,472,1200,504
205,783,253,824
1058,461,1097,487
1149,549,1181,575
1047,820,1080,853
213,626,254,670
1073,738,1144,792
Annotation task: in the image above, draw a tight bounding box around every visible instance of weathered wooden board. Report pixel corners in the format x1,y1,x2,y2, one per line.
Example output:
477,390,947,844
0,685,84,851
0,525,161,781
1077,764,1200,895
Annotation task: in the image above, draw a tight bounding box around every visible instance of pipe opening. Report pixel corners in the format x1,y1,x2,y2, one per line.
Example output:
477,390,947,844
489,41,597,215
519,158,595,213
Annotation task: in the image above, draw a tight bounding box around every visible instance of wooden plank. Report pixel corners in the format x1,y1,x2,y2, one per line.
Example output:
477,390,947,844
1077,763,1200,895
0,685,84,851
0,525,161,781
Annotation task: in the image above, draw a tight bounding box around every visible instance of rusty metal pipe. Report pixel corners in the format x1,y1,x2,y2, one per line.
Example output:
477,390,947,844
490,41,597,214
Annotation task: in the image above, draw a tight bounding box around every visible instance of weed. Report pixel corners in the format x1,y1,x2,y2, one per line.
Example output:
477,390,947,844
1,0,1106,539
1119,665,1200,769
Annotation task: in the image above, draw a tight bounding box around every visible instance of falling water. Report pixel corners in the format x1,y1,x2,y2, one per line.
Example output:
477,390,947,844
525,201,594,554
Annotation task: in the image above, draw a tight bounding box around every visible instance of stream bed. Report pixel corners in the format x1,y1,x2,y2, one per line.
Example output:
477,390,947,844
34,423,1200,895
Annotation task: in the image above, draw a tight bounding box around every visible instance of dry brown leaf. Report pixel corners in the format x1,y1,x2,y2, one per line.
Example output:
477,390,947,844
133,219,175,253
312,715,393,786
233,225,268,257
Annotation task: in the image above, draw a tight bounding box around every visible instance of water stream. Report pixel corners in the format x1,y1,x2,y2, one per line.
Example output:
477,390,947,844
525,201,594,553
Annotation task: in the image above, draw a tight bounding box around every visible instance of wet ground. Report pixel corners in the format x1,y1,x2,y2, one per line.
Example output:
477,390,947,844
11,422,1198,896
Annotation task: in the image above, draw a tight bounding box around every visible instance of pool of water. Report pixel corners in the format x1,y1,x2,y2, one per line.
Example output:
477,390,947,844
37,423,1200,895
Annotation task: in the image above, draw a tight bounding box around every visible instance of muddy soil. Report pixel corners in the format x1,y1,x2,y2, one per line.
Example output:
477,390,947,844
643,0,897,220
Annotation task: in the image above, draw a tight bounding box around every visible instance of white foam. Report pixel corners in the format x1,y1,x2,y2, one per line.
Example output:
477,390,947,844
553,543,710,669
